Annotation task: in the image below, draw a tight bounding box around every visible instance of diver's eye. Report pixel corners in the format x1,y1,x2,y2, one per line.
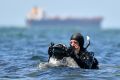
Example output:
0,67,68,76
70,40,78,45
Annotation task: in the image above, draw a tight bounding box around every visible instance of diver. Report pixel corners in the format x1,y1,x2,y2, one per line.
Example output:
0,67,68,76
48,33,99,69
67,33,99,69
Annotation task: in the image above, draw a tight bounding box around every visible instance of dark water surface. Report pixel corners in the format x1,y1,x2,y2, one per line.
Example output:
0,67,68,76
0,26,120,80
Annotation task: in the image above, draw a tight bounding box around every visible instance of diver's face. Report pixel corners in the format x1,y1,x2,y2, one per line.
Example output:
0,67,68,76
70,40,80,49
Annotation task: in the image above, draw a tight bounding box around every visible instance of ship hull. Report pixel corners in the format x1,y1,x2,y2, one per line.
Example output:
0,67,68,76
26,19,102,27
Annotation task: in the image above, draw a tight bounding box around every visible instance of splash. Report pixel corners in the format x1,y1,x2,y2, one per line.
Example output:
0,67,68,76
38,57,79,69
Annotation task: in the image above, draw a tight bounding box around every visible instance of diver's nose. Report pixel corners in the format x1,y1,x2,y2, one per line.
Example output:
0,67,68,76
71,42,75,47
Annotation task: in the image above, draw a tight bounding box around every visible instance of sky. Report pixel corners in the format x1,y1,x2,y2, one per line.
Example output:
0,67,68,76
0,0,120,28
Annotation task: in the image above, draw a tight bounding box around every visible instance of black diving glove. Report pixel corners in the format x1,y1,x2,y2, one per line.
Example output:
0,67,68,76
67,46,75,56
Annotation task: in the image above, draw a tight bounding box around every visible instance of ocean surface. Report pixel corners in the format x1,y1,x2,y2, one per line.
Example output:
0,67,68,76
0,26,120,80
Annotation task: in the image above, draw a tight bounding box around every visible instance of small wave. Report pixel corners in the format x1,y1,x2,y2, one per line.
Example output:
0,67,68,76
30,55,42,60
29,55,46,62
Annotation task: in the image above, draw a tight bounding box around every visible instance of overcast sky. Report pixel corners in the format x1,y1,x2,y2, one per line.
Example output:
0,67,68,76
0,0,120,28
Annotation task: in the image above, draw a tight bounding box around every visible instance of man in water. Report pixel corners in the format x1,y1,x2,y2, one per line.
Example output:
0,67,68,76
67,33,99,69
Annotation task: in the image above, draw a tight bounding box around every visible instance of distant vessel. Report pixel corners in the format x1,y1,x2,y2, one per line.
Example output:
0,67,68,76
26,7,103,27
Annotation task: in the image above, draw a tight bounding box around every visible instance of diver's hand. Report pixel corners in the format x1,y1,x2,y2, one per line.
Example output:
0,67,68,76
67,46,75,56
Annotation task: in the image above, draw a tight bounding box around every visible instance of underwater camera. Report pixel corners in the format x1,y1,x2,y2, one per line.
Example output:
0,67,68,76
48,43,68,60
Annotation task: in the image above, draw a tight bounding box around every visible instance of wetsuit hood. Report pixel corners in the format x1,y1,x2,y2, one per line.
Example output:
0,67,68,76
70,33,84,50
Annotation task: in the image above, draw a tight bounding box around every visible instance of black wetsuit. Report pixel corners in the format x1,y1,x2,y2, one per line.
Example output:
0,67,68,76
68,48,99,69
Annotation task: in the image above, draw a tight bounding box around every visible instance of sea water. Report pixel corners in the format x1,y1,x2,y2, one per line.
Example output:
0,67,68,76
0,26,120,80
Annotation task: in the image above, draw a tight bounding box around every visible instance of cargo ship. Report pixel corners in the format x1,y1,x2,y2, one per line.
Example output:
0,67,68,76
26,7,103,27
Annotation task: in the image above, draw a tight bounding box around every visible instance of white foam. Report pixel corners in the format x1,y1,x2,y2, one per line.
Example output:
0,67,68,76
38,57,79,69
